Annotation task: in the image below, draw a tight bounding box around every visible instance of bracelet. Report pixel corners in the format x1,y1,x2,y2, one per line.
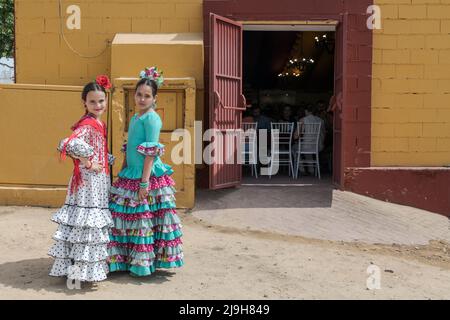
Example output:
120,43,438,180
139,181,149,188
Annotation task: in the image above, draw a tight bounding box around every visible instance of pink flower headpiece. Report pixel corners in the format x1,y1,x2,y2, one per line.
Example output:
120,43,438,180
139,67,164,88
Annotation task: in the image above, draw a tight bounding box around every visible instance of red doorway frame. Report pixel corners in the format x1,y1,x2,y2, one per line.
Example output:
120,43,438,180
208,13,245,190
201,0,373,189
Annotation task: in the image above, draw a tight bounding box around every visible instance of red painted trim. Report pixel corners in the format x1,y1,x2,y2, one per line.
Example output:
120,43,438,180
345,168,450,217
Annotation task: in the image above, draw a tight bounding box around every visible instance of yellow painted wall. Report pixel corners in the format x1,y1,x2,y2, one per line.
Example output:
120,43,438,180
14,0,203,85
0,83,104,207
372,0,450,166
111,33,204,127
10,1,203,208
14,0,204,144
0,84,93,185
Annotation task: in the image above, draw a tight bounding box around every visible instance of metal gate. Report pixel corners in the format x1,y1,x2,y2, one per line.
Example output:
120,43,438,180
209,13,246,190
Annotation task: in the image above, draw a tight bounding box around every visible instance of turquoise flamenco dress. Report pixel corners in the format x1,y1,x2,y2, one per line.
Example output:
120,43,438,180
107,110,183,276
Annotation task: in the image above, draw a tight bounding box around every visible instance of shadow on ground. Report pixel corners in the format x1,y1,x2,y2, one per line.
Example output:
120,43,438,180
195,174,334,210
0,257,174,295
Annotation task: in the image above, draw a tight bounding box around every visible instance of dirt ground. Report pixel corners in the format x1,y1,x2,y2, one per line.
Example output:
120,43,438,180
0,205,449,300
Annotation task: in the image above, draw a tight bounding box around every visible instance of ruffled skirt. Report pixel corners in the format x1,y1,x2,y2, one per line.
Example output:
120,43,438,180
48,171,113,282
107,174,184,276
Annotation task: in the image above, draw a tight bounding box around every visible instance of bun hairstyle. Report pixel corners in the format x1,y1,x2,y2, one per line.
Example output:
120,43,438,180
82,82,106,101
135,78,158,97
136,66,164,96
82,75,111,101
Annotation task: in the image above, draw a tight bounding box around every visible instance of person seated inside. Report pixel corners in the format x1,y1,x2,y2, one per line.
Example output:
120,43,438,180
279,105,294,123
252,106,272,132
270,105,296,157
293,105,326,175
250,106,273,166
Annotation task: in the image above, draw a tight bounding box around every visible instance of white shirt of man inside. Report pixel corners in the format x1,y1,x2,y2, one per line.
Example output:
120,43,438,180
294,109,326,151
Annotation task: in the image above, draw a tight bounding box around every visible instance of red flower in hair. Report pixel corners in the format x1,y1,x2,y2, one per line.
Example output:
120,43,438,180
96,75,112,90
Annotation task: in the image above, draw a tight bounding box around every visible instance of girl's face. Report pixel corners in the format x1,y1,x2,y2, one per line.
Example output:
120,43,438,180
135,84,156,112
84,90,107,119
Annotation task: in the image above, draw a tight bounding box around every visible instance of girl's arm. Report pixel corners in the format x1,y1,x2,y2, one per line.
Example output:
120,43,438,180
72,126,101,173
60,127,101,173
138,156,155,201
137,113,163,201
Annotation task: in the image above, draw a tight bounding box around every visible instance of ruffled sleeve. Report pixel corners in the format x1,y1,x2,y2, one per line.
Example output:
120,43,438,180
136,113,165,157
57,126,94,158
137,142,165,157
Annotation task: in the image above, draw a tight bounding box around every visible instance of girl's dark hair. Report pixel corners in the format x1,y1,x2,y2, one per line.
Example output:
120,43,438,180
135,78,158,96
72,82,107,129
82,82,106,101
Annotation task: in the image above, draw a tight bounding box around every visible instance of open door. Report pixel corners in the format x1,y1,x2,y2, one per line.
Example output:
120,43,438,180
330,13,348,189
209,13,246,190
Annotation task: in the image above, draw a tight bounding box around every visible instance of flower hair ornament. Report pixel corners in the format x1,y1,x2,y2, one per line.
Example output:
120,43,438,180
139,66,164,88
95,75,112,90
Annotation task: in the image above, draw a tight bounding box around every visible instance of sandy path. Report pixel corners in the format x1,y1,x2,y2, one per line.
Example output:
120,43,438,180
0,206,449,299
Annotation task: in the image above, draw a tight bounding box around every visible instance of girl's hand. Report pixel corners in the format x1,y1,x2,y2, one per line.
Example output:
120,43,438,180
138,187,148,201
81,158,102,173
90,162,103,173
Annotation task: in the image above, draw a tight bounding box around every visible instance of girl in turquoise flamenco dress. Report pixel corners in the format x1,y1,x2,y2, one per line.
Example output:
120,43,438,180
107,67,183,276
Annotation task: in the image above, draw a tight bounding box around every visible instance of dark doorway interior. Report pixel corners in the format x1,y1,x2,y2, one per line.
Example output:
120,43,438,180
242,30,335,181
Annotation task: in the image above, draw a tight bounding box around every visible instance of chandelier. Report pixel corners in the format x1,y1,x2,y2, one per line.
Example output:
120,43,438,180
314,34,335,54
278,58,314,77
278,33,315,78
